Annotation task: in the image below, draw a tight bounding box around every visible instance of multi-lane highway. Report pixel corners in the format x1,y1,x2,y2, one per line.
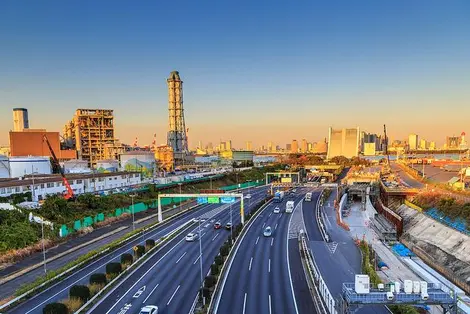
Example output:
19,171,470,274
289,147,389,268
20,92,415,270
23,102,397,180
86,187,268,314
8,186,268,314
215,189,312,314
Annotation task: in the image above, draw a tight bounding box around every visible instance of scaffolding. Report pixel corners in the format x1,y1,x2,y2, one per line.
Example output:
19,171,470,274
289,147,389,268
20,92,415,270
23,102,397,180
65,109,117,166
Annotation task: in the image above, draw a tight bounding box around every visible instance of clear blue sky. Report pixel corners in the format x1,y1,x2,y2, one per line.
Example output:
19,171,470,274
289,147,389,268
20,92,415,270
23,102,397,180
1,0,469,148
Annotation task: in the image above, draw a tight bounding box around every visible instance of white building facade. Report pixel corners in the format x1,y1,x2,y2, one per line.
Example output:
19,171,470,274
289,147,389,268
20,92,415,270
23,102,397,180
0,172,142,201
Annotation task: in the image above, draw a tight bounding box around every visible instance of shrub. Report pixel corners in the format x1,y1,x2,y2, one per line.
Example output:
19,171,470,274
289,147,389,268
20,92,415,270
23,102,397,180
121,253,133,265
106,262,122,276
220,245,229,257
134,245,145,258
211,263,219,275
88,283,105,296
89,273,107,285
69,285,90,302
214,255,223,266
204,275,217,288
61,297,83,312
201,286,211,298
43,302,68,314
145,239,155,249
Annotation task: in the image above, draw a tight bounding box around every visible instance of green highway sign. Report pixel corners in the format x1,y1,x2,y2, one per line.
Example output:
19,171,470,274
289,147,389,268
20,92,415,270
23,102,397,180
208,197,220,204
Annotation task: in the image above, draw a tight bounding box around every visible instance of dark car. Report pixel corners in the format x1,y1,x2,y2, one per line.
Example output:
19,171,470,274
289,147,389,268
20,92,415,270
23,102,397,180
214,222,221,229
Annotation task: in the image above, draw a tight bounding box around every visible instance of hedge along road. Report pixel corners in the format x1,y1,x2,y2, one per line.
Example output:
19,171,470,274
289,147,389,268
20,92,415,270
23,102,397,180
0,199,200,301
6,188,266,314
88,187,269,314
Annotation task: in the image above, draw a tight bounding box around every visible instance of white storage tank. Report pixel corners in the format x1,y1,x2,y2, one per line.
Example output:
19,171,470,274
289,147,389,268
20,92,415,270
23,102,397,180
9,156,51,178
0,155,10,178
96,159,119,173
394,282,401,293
63,159,90,174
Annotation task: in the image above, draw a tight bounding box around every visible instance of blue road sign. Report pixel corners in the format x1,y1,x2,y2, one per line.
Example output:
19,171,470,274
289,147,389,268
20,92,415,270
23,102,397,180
197,197,208,204
221,196,236,204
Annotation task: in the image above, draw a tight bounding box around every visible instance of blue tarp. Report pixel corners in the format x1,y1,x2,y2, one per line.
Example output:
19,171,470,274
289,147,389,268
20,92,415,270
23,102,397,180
391,243,415,257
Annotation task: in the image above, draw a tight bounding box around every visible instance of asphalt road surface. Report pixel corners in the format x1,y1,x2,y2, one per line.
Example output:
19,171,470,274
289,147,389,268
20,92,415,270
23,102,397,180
215,190,311,314
8,186,268,314
87,187,269,314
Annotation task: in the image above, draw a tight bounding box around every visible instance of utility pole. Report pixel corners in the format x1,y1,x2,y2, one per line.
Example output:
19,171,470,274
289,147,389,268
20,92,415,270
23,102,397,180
230,203,233,244
178,183,182,211
41,220,47,275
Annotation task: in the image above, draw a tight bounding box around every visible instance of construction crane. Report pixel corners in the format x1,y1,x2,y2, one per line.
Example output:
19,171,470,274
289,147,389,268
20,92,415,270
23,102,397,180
383,124,391,173
43,135,74,200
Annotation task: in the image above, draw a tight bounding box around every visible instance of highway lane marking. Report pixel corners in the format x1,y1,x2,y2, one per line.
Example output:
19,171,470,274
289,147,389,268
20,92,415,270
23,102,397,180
269,212,272,217
193,254,201,265
249,257,253,271
176,252,187,264
167,285,180,306
212,233,219,241
271,238,274,246
143,284,159,303
280,213,283,218
275,223,278,230
255,236,259,245
268,259,271,273
22,203,218,314
133,286,146,298
262,223,266,228
269,294,272,314
286,202,300,314
243,293,247,314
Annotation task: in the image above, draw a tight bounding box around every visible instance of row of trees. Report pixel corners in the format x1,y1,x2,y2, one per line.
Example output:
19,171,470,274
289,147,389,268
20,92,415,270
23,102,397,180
43,237,157,313
413,191,470,224
283,154,372,168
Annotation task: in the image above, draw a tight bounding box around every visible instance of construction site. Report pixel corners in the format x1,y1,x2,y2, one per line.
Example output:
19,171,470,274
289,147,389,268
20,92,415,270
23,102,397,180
63,109,124,167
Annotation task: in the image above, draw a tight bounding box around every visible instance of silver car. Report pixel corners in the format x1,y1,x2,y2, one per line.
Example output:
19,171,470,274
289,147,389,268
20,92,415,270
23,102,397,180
263,226,272,237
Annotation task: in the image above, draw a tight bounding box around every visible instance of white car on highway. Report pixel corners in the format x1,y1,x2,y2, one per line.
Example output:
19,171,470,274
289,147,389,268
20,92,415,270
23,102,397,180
245,194,252,199
185,233,198,242
273,206,280,214
140,305,159,314
263,226,272,237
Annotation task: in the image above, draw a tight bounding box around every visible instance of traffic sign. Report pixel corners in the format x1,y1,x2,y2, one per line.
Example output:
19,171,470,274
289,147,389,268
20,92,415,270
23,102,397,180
197,197,208,204
221,196,235,204
208,197,220,204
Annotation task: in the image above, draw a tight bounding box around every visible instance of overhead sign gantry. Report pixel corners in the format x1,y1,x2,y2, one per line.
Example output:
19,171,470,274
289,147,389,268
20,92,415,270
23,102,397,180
157,192,246,224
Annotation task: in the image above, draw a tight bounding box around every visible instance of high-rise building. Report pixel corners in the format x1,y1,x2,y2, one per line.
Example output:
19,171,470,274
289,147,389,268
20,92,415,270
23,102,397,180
197,140,202,149
429,141,436,150
12,108,29,131
446,136,460,149
167,71,189,162
301,139,308,153
267,142,273,152
286,143,292,151
327,127,360,159
226,140,232,151
291,140,298,153
307,142,313,152
246,141,253,151
408,134,418,150
63,109,118,166
419,139,428,150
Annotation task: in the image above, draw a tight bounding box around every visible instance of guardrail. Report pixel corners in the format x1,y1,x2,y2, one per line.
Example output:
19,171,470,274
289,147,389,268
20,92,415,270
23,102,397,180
209,199,273,313
316,189,330,243
0,203,201,312
299,232,327,314
76,219,195,313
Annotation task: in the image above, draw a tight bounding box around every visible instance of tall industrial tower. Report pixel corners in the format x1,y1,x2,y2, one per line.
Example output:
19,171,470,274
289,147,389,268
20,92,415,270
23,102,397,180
167,71,188,156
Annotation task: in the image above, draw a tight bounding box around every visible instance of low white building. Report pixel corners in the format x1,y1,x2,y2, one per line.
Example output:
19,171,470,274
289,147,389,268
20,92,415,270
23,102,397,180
0,171,142,201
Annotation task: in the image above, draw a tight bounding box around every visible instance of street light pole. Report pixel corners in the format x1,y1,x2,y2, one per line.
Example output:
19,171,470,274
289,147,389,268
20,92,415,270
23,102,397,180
178,183,182,211
41,220,47,275
230,203,233,244
198,219,205,305
130,194,136,231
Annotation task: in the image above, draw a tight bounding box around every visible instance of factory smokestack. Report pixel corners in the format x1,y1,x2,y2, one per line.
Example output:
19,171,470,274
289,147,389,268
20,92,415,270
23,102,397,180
12,108,29,131
167,71,188,155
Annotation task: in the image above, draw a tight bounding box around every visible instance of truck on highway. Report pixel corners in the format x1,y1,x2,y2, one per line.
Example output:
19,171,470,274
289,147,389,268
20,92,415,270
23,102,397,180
273,191,285,203
305,192,312,202
285,200,294,213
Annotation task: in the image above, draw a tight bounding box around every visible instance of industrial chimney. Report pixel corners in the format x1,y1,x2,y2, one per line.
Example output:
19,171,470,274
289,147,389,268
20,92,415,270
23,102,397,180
12,108,29,131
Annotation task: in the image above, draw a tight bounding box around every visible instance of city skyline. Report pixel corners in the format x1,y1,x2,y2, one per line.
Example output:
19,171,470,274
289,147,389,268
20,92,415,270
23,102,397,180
1,1,469,147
